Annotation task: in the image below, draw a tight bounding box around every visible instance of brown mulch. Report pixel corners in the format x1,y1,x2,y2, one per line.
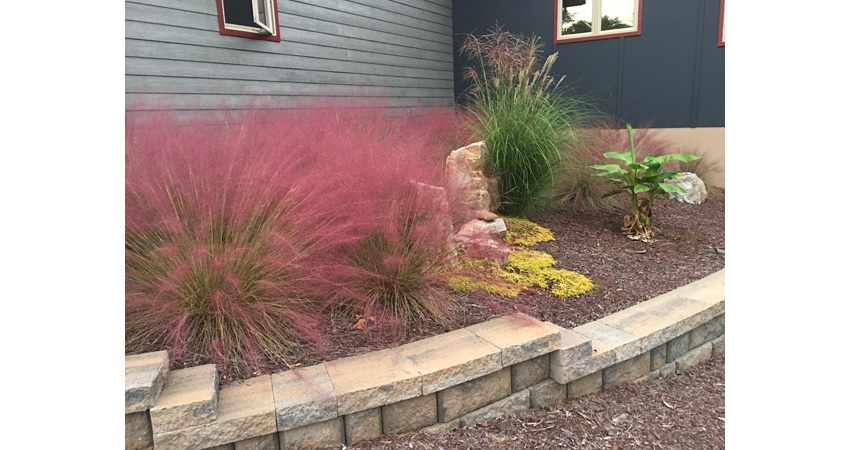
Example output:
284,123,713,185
291,196,725,370
351,355,726,450
167,195,724,383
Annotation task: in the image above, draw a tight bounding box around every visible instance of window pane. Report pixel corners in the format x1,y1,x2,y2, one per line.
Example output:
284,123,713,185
600,0,635,31
223,0,255,28
563,0,593,35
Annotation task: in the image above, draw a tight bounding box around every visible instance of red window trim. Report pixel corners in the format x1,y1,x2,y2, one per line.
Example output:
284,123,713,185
553,0,643,44
718,0,725,47
215,0,281,42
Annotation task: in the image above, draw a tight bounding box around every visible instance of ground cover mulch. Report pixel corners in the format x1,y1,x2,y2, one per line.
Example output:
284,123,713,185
300,195,725,370
350,355,725,450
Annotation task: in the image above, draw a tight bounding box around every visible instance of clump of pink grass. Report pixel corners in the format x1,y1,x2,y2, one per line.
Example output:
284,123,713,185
126,103,473,377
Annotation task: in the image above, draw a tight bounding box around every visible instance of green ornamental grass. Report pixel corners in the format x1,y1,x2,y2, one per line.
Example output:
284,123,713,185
459,26,604,217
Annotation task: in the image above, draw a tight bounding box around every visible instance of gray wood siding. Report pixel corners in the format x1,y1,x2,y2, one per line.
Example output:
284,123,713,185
125,0,455,118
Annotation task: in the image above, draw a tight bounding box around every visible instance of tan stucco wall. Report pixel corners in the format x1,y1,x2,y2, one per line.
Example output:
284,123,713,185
640,127,725,188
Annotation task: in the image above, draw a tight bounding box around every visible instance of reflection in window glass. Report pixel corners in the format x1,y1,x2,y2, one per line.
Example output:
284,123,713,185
600,0,635,31
563,0,594,35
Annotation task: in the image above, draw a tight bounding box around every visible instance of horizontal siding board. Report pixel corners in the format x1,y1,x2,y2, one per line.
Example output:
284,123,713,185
126,57,452,88
127,0,215,16
127,2,452,56
289,0,452,38
346,0,452,26
126,75,453,97
279,10,452,56
125,40,452,80
125,23,452,71
125,0,454,114
125,19,452,64
127,93,453,110
390,0,452,18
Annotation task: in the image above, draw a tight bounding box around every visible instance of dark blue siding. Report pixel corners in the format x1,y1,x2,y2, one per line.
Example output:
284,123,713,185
452,0,725,128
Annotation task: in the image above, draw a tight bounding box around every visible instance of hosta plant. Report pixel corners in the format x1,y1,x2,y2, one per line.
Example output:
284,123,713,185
590,124,702,242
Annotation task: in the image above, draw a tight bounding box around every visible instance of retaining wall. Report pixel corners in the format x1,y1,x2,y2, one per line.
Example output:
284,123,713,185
125,269,725,449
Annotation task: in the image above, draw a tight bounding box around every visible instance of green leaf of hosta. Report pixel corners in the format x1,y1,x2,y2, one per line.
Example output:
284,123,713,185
602,151,634,164
659,182,686,193
634,184,651,193
652,154,704,165
590,164,628,175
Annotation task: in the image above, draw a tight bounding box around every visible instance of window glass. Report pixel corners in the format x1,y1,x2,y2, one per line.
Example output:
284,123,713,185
600,0,635,31
223,0,254,28
563,0,594,36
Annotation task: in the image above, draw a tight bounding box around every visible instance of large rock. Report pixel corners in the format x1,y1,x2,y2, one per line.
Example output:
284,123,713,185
454,218,510,265
666,172,708,204
445,142,499,220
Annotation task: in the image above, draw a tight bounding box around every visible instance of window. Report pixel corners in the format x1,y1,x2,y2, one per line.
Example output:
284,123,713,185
554,0,642,44
216,0,281,42
718,0,725,46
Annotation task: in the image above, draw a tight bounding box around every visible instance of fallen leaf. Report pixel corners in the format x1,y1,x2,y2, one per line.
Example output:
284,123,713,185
351,318,366,330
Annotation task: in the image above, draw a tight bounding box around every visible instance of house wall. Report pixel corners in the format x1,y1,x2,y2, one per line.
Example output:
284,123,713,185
452,0,725,185
125,0,456,121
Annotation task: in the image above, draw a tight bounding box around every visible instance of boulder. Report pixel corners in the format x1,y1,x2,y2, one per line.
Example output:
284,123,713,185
666,172,708,204
454,218,510,266
445,142,499,219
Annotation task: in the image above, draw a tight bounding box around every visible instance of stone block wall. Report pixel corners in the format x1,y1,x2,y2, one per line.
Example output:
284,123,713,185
126,269,724,449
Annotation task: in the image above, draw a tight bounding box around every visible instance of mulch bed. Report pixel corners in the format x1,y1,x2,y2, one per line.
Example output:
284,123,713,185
351,355,726,450
295,195,725,370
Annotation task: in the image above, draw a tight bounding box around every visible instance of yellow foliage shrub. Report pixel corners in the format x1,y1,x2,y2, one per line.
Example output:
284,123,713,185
503,217,556,246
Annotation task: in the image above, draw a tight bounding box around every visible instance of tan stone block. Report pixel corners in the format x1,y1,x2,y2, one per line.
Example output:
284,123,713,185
152,375,276,450
634,369,660,384
599,307,686,353
675,342,713,372
666,334,690,363
382,394,438,435
650,345,667,371
549,329,593,384
711,334,725,357
344,408,382,445
573,321,642,362
554,339,617,384
458,389,530,427
677,269,725,306
640,292,723,333
399,328,502,394
125,350,169,413
690,314,725,349
125,411,153,450
233,433,279,450
149,364,219,434
325,347,422,415
528,379,566,408
206,445,234,450
659,362,676,378
437,367,511,422
422,418,460,435
603,352,651,388
511,354,549,392
280,418,344,450
466,314,561,366
271,364,337,431
567,371,601,398
460,389,531,427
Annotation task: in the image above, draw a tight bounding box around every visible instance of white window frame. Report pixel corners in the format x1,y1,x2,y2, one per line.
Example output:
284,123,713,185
220,0,278,38
555,0,642,43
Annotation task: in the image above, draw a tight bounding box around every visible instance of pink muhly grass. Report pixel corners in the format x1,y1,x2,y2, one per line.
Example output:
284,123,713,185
126,104,474,377
126,109,342,378
289,106,467,332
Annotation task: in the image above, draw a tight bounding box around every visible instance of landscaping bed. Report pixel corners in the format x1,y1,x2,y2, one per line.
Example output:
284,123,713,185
228,196,726,385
